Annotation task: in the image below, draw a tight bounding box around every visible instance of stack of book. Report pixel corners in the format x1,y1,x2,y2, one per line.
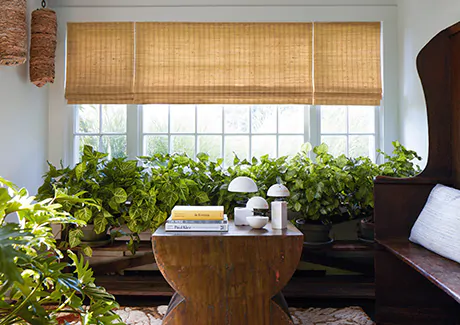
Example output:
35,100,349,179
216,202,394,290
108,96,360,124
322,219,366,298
165,206,228,232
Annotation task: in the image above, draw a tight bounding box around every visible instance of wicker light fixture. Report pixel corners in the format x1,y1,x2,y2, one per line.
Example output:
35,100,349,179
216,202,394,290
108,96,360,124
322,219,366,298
30,0,57,87
0,0,27,66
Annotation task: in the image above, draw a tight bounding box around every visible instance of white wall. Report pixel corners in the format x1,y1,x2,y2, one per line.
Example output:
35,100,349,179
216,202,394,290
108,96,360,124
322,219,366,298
0,0,49,194
398,0,460,167
47,0,400,166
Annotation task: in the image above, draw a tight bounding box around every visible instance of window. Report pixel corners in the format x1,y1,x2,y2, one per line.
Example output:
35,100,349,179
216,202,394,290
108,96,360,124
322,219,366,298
142,105,305,166
73,104,379,165
74,105,128,160
320,106,377,161
68,22,382,164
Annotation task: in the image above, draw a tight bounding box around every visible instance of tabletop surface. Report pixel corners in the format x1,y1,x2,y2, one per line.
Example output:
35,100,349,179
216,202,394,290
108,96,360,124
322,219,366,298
153,220,302,237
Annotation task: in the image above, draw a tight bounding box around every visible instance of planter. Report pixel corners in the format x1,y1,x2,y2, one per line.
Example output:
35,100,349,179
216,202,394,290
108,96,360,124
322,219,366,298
81,224,110,246
358,218,375,242
295,219,332,245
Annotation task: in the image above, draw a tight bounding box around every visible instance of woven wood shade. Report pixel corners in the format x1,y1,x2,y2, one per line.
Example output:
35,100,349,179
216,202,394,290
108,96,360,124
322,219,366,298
30,8,57,87
314,22,382,105
0,0,27,66
65,23,135,104
134,22,313,104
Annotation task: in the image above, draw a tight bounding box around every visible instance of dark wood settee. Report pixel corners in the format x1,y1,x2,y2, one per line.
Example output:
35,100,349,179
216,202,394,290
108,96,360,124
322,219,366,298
374,22,460,324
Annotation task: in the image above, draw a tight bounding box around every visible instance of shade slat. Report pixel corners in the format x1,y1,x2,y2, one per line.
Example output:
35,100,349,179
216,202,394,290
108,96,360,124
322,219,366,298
134,22,313,104
65,22,135,104
313,22,382,106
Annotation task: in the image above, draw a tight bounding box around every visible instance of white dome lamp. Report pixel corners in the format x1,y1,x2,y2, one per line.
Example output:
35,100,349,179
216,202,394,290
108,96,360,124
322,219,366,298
228,176,258,226
246,196,270,229
267,183,290,230
246,196,269,216
228,176,258,193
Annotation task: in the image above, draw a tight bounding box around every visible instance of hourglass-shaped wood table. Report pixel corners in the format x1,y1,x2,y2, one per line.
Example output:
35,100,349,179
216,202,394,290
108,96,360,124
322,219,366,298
152,221,303,325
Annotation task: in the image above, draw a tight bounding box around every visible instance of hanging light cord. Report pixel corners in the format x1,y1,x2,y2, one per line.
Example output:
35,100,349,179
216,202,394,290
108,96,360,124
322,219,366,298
41,0,46,8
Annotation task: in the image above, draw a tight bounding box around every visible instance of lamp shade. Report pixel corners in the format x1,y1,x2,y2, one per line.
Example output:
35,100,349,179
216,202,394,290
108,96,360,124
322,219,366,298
267,184,290,197
246,196,269,210
30,8,57,87
228,176,258,193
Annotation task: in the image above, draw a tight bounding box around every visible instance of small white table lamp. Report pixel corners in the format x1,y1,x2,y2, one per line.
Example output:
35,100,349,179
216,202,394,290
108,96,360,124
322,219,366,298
246,196,269,216
228,176,258,226
267,184,290,229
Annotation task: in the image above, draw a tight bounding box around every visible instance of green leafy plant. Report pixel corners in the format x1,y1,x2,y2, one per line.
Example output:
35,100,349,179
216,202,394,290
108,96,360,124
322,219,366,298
0,177,123,325
37,146,155,252
285,143,352,224
285,141,421,225
38,141,421,251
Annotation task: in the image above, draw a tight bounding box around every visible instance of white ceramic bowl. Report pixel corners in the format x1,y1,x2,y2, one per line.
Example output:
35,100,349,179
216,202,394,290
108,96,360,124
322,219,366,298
246,216,269,229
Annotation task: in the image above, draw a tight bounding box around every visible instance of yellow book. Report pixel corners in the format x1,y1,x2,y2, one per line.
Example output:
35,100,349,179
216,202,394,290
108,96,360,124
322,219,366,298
171,206,224,220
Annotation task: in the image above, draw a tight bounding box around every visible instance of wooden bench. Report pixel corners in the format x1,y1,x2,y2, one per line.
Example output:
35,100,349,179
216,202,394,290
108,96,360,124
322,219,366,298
374,21,460,325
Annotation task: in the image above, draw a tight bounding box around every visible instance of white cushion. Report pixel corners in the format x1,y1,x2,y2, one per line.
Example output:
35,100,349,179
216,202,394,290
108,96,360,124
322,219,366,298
409,184,460,264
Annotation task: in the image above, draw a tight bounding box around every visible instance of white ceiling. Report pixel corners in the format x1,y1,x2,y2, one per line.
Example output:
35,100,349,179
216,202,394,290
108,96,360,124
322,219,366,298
48,0,398,8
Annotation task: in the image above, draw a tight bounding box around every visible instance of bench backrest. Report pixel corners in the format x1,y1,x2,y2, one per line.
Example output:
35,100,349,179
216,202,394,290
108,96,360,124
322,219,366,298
374,21,460,241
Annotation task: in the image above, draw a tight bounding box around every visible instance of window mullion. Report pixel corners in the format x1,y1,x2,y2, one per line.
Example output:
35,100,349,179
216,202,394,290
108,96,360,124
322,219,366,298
72,105,78,164
168,105,171,153
98,104,103,151
308,105,319,155
248,106,252,159
194,105,198,159
127,104,140,159
221,106,225,160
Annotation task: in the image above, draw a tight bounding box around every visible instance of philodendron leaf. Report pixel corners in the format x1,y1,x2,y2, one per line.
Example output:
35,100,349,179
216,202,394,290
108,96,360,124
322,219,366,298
112,188,127,204
74,207,92,223
94,213,109,234
82,245,93,257
313,143,329,155
195,191,209,204
75,163,86,181
294,202,302,212
69,228,83,248
301,142,312,153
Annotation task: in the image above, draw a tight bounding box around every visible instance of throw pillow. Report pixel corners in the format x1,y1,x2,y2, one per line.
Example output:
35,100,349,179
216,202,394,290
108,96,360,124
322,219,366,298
409,183,460,264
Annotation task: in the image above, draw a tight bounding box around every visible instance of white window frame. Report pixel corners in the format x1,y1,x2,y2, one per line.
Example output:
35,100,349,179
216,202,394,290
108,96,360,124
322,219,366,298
71,104,382,164
316,105,381,162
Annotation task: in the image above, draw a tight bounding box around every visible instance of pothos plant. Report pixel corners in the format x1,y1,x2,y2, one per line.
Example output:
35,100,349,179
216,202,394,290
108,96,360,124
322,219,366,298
285,143,354,224
37,145,154,253
0,177,123,325
285,141,421,225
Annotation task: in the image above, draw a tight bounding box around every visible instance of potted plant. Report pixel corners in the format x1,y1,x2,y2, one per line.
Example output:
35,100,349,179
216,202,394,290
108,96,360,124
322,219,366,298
37,145,147,250
0,177,123,324
355,141,421,241
285,143,352,244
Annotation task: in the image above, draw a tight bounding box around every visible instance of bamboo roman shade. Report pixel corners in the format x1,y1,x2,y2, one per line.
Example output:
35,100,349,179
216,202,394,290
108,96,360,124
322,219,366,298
65,22,382,105
65,23,135,104
135,22,313,104
313,22,382,105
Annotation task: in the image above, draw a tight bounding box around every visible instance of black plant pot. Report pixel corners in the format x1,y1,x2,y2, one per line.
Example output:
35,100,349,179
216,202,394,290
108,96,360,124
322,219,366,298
80,224,110,247
295,219,332,245
358,218,375,242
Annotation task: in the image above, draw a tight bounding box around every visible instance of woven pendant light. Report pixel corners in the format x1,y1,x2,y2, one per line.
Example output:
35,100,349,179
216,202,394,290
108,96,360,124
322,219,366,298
0,0,27,66
30,5,57,87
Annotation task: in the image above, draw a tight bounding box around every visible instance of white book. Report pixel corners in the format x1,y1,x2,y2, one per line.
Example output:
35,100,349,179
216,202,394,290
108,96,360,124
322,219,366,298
165,222,229,232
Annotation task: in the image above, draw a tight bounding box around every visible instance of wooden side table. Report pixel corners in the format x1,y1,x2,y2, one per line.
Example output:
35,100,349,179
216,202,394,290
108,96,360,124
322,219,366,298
152,221,303,325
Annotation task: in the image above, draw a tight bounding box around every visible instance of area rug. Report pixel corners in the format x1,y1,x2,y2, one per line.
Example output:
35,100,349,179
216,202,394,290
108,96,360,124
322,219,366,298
63,305,374,325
